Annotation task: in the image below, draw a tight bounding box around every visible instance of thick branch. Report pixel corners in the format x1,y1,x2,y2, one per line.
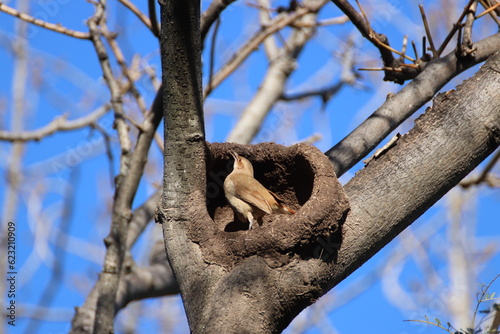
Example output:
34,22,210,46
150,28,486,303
0,2,90,39
226,0,327,144
326,31,500,177
262,50,500,333
157,0,210,332
326,50,500,316
330,0,395,68
115,242,179,310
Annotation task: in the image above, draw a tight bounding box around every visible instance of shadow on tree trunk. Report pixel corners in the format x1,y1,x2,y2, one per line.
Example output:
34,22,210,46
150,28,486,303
189,142,350,269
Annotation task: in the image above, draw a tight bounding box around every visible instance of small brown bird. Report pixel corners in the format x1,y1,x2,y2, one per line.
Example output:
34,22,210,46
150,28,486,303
224,151,296,229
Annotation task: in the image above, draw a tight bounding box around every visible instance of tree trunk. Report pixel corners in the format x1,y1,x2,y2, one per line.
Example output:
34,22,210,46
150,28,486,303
157,0,500,331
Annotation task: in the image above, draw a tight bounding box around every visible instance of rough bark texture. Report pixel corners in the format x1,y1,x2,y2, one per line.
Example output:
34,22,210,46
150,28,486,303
200,142,349,268
157,0,500,332
326,31,500,177
324,51,500,295
156,0,209,331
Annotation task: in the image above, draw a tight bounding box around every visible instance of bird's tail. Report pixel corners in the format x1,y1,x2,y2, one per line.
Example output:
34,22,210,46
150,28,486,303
279,203,296,215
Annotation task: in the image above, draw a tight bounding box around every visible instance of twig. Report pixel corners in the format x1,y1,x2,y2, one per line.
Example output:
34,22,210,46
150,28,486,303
24,168,79,334
282,36,359,105
477,2,500,18
201,0,237,44
0,2,90,39
331,0,395,67
207,17,221,93
102,28,149,117
419,4,438,58
0,104,110,142
90,123,115,188
326,32,500,176
291,15,349,27
281,81,344,102
460,148,500,188
401,35,408,60
477,0,500,25
462,1,478,57
258,0,279,60
403,319,454,333
374,39,415,62
148,0,160,38
204,3,323,97
436,0,476,56
88,4,131,177
472,274,500,328
126,190,161,249
117,0,156,36
412,40,419,60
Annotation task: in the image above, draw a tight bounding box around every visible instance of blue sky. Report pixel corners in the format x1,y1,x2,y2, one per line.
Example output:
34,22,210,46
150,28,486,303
0,1,499,333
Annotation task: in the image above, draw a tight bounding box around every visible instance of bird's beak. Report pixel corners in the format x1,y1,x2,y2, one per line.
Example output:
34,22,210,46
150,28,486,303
230,151,239,161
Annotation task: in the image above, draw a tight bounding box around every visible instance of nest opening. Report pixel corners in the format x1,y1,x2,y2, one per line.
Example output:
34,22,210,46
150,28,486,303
206,144,314,232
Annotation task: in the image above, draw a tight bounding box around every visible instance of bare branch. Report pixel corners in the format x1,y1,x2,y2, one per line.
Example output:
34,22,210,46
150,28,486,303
419,4,438,58
436,0,476,56
201,0,237,44
88,4,131,177
226,0,327,144
477,1,500,24
102,28,150,117
0,105,110,142
257,0,279,60
148,0,160,38
326,32,500,177
462,1,478,57
281,36,360,107
204,2,325,97
330,0,396,68
207,17,221,94
0,2,90,39
116,241,179,310
126,190,161,249
460,148,500,188
117,0,158,37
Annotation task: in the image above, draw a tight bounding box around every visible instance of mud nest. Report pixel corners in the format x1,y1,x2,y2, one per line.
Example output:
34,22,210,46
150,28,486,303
187,142,349,268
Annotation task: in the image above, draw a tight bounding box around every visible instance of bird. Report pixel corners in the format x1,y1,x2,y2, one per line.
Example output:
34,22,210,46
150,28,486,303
223,151,296,230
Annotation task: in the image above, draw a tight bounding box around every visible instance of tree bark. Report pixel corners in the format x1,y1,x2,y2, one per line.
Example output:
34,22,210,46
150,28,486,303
157,0,212,331
157,0,500,331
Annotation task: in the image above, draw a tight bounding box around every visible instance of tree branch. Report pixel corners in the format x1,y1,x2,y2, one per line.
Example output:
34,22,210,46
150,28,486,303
326,31,500,177
156,0,208,331
225,0,327,144
273,50,500,332
117,0,156,36
330,0,395,68
0,2,90,39
204,1,325,97
70,5,164,329
0,105,110,142
200,0,237,44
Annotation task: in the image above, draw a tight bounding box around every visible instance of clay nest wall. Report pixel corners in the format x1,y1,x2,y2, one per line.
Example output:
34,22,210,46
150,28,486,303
187,142,349,269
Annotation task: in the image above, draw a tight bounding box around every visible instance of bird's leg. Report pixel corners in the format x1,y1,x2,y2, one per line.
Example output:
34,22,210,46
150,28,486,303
246,212,255,230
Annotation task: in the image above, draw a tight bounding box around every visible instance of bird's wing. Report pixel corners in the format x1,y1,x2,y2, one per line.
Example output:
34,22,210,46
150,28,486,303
268,190,284,202
231,174,273,214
